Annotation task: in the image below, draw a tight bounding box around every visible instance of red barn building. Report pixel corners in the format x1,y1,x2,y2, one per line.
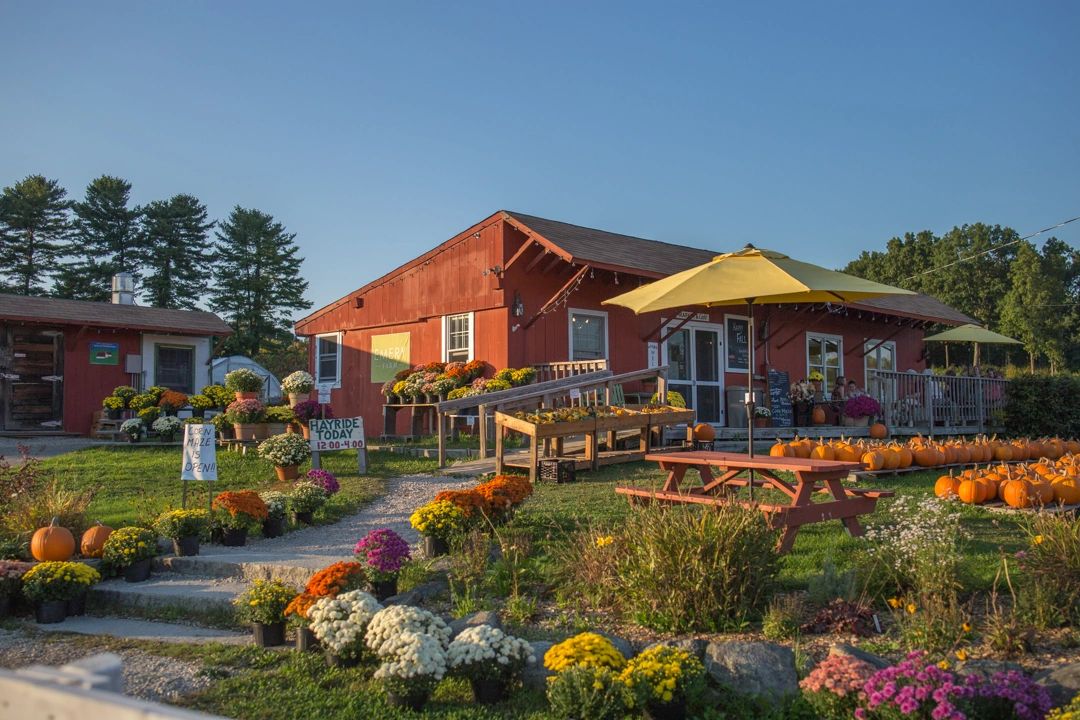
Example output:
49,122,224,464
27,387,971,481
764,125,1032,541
0,290,232,435
295,211,973,434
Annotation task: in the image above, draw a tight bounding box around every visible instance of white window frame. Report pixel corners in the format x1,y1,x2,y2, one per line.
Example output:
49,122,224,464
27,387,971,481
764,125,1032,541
806,332,844,384
567,308,609,361
315,332,342,386
723,313,750,373
864,339,897,377
441,312,474,363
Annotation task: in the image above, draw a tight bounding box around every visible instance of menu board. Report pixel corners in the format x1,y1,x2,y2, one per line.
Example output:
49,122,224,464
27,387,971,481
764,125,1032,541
725,317,750,372
767,369,793,427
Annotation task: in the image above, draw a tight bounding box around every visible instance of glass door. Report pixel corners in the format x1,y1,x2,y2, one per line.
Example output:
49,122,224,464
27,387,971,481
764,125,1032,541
662,323,725,424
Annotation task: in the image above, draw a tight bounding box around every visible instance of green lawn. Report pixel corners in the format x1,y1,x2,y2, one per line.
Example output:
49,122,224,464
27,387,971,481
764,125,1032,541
36,446,439,528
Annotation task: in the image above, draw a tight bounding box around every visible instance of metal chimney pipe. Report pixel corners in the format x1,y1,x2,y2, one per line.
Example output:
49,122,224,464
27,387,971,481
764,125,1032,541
111,273,135,305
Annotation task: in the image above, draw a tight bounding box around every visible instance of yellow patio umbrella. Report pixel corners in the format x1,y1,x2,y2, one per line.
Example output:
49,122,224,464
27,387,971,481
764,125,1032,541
922,323,1020,367
603,244,915,457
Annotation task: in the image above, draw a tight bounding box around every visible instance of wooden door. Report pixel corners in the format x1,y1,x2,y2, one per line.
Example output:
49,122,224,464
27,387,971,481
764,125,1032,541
0,327,64,431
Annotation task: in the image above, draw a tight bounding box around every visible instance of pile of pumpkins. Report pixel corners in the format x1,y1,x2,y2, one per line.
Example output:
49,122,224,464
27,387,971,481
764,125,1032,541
30,517,113,562
768,434,1080,473
934,456,1080,507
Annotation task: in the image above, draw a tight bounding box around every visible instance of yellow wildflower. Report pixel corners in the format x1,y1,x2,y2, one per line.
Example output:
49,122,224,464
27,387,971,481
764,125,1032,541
961,622,972,633
595,535,614,548
906,603,917,614
938,660,950,670
955,649,968,661
1034,535,1044,545
887,597,901,609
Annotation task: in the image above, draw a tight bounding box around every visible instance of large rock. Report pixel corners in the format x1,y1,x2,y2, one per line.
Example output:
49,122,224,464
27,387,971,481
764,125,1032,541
601,634,635,661
828,642,890,670
703,641,798,705
449,610,502,639
648,638,707,661
522,641,554,692
1037,662,1080,708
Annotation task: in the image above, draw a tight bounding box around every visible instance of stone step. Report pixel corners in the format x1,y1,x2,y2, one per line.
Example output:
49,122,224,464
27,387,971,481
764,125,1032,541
157,549,351,586
26,615,250,645
88,574,250,628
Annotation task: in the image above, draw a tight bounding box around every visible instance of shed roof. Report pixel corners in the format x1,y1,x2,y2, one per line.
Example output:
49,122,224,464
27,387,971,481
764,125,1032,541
0,293,233,336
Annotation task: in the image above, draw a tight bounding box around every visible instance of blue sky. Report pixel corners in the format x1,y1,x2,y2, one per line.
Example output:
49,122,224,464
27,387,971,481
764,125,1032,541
2,1,1078,312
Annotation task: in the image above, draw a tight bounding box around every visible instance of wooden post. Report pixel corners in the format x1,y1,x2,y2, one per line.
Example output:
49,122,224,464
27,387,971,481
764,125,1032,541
657,371,668,404
495,424,504,474
528,434,538,484
478,404,488,458
437,411,446,468
924,374,935,438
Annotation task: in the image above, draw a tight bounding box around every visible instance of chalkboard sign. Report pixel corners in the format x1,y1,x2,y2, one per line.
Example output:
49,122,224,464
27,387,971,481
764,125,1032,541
767,369,793,428
726,317,750,372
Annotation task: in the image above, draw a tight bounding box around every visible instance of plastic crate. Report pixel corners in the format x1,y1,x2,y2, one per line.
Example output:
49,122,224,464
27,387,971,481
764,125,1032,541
538,459,576,484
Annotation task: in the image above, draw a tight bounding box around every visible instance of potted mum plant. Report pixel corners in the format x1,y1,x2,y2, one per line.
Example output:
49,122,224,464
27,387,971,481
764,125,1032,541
264,405,295,436
753,406,771,428
0,560,33,619
291,400,332,440
157,390,188,415
120,418,144,443
21,561,101,624
102,395,125,420
152,415,183,442
354,528,411,600
843,394,881,427
305,468,340,495
225,368,264,401
211,412,233,440
226,398,265,441
620,645,705,720
102,526,158,582
257,432,311,481
154,508,210,556
409,499,467,557
234,578,298,647
309,589,384,667
448,624,534,704
112,384,137,408
201,383,232,409
259,491,288,538
281,370,315,405
211,491,269,547
285,592,320,652
188,393,214,418
288,481,327,525
366,605,451,710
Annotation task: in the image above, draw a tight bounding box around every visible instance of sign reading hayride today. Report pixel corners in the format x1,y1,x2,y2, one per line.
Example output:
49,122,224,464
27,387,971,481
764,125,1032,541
181,423,217,481
310,417,366,452
370,332,411,383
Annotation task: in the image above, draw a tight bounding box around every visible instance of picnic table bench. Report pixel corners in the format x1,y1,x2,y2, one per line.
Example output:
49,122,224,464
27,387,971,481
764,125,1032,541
615,451,894,553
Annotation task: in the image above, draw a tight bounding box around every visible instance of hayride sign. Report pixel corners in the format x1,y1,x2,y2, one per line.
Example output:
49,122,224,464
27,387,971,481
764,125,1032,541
310,417,367,474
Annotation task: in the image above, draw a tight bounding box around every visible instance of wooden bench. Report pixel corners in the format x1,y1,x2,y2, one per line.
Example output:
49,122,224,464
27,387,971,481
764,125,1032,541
615,451,894,553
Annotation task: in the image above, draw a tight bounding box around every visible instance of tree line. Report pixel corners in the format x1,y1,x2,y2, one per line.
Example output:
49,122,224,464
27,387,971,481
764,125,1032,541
844,223,1080,373
0,174,311,357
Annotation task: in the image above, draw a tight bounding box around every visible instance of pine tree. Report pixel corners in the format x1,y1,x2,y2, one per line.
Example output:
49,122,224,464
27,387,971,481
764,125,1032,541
139,194,213,309
209,206,311,356
0,175,71,295
54,175,142,300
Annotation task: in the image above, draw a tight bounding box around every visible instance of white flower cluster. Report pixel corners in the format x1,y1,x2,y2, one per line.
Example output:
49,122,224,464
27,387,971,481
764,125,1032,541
259,491,288,519
863,495,968,572
281,370,315,395
365,605,451,656
371,630,448,682
447,624,534,676
309,590,383,656
152,416,183,435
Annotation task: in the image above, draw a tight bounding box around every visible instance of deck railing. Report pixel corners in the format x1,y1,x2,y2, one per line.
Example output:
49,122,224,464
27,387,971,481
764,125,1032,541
531,360,608,383
867,369,1008,435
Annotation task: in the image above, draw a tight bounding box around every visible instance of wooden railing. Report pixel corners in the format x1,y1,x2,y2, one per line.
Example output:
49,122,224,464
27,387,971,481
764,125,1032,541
531,360,608,383
867,369,1008,435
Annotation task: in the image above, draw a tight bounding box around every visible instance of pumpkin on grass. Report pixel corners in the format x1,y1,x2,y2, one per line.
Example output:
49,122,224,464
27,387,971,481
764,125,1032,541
31,517,76,562
934,472,960,499
80,522,113,558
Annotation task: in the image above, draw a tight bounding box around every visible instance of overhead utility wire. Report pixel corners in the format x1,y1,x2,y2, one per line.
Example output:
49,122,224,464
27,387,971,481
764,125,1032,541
900,213,1080,282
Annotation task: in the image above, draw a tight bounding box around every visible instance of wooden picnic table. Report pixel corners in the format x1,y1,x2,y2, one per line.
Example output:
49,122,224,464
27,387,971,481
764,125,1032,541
615,451,894,553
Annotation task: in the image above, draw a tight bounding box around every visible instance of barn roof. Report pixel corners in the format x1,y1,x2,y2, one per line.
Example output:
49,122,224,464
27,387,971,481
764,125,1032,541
0,293,233,336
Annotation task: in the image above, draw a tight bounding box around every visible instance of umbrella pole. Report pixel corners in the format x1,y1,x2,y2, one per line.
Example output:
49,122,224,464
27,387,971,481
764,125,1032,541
747,299,755,501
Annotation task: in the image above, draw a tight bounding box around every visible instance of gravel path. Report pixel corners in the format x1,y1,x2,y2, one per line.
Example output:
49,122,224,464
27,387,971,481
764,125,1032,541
0,628,212,702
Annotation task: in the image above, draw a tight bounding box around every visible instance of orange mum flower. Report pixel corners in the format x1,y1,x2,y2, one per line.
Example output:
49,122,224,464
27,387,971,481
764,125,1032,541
434,489,490,518
303,561,365,598
284,592,318,619
212,491,269,521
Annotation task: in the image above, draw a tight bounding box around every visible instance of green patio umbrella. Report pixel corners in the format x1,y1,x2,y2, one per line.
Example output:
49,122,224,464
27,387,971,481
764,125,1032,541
923,323,1021,367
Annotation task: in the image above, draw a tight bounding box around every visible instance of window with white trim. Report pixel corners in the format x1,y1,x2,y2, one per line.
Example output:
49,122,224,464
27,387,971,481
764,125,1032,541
807,333,843,387
154,344,195,394
316,333,341,385
443,313,473,363
569,309,608,361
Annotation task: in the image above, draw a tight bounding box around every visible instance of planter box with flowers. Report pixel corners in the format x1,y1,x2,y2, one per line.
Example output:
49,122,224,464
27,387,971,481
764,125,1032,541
154,508,210,557
224,368,264,401
234,578,298,647
354,528,411,600
21,561,101,623
258,433,311,482
102,526,158,583
227,398,265,441
753,405,772,428
382,360,540,406
288,481,328,525
843,394,881,427
281,370,315,406
212,491,269,547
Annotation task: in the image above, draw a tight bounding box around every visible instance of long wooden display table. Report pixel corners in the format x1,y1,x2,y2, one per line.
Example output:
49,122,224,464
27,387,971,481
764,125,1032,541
494,408,695,483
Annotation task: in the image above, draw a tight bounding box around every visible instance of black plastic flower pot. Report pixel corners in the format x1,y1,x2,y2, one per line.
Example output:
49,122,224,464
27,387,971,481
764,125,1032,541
221,528,248,547
124,557,152,583
252,622,286,647
262,516,286,538
34,600,67,624
324,651,361,668
387,688,430,711
66,591,88,617
645,697,687,720
372,579,397,602
424,536,450,558
471,678,509,704
293,511,314,526
173,536,200,556
295,626,320,652
0,594,10,619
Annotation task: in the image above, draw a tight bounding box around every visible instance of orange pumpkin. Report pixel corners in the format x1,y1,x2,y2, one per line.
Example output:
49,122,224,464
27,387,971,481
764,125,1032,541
934,473,960,499
693,423,716,442
80,522,113,558
1052,479,1080,504
811,440,835,461
790,438,812,459
869,423,887,440
31,517,76,562
811,406,827,425
861,450,885,471
833,442,860,463
1002,479,1033,508
914,447,939,467
957,479,985,504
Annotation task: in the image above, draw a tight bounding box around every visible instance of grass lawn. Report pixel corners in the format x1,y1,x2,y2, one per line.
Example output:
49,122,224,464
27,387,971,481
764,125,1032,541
506,461,1028,593
35,446,439,528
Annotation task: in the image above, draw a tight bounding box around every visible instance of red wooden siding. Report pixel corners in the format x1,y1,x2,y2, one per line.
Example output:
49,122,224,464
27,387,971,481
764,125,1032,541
62,330,143,435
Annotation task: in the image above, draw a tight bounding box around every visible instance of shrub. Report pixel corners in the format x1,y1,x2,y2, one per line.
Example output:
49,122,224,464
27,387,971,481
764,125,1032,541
154,509,210,539
111,385,137,405
224,368,264,393
233,579,298,625
1004,373,1080,437
145,386,168,402
762,593,806,641
264,405,295,424
310,589,383,660
128,392,157,411
303,560,366,598
137,407,161,424
102,396,124,411
555,528,623,611
409,500,467,540
1,480,96,540
257,433,311,466
120,418,144,438
305,469,339,495
157,390,188,412
291,400,332,422
1016,512,1080,628
258,491,288,520
1047,694,1080,720
151,416,182,439
102,526,157,568
544,632,625,673
547,666,630,720
280,370,314,395
614,503,779,632
188,394,215,411
365,604,451,656
447,624,534,682
0,560,33,595
212,491,269,528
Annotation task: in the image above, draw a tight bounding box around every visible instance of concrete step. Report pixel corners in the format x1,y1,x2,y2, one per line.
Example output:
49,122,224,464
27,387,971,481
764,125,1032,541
157,549,350,586
88,574,250,628
26,615,250,645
